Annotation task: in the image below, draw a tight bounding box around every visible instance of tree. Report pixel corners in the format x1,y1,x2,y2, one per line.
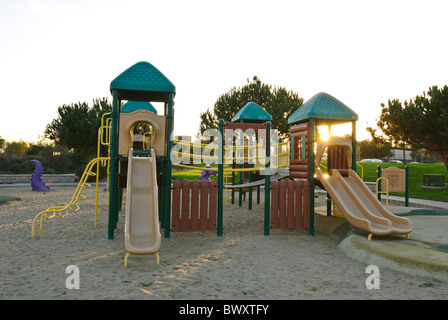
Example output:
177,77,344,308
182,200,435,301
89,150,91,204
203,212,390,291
3,140,28,155
199,76,303,140
358,139,392,161
368,86,448,170
367,99,410,164
44,98,111,162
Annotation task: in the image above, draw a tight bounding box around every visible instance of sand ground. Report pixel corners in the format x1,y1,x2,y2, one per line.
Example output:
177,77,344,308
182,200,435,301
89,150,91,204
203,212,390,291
1,185,447,300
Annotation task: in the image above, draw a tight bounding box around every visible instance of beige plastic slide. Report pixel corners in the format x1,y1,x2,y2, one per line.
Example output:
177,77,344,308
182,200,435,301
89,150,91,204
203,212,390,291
316,167,412,240
124,148,161,267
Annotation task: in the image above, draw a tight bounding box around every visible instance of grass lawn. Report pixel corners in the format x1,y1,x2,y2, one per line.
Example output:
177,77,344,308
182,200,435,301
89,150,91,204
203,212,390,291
171,164,246,184
172,164,220,182
355,162,448,202
172,168,217,182
172,162,448,202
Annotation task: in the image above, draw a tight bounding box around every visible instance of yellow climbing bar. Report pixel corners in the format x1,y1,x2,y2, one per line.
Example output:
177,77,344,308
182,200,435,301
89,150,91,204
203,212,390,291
31,157,109,238
376,176,389,209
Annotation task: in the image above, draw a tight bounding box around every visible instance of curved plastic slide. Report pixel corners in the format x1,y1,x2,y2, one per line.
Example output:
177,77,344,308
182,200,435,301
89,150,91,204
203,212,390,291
124,148,161,267
316,167,412,240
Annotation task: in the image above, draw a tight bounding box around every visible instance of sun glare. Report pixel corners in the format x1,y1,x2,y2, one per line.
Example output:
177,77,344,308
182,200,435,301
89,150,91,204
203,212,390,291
320,132,330,141
318,125,331,141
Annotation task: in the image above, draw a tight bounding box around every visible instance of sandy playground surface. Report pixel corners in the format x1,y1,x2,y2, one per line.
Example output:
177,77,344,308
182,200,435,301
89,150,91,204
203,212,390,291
1,184,448,300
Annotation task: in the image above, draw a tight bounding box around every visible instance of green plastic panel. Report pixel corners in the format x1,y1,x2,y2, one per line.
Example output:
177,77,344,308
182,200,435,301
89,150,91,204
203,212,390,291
110,61,175,94
231,102,272,122
288,92,358,125
121,101,157,114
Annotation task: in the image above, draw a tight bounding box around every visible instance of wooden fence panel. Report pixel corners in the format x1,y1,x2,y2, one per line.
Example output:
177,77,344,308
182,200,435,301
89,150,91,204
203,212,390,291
209,182,217,230
279,181,287,228
171,180,181,231
271,180,310,229
271,181,279,228
295,180,304,228
172,180,218,232
190,180,200,231
181,181,190,231
287,181,295,227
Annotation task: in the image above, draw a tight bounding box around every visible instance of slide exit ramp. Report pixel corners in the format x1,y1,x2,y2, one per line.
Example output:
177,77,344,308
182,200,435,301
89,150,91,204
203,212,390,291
316,167,412,240
124,148,161,267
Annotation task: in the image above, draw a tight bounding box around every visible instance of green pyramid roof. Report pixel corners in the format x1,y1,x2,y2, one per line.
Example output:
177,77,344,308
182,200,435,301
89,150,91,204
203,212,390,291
231,102,272,122
288,92,358,125
110,61,175,102
121,101,157,114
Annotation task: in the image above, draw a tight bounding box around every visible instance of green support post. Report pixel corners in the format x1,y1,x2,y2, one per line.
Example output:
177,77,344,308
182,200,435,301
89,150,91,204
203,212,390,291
264,122,271,236
231,167,235,204
326,141,332,217
238,129,243,207
163,94,174,238
217,119,224,236
352,120,357,174
377,165,382,202
239,171,243,207
108,90,120,239
158,158,165,227
405,165,409,207
248,171,252,210
308,119,315,236
231,136,235,204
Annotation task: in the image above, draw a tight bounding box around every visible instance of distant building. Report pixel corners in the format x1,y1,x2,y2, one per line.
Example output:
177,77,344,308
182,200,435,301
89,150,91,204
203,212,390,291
390,147,413,162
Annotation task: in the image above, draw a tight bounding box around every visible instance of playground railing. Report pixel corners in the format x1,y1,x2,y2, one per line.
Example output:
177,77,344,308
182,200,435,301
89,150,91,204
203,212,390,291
376,177,389,209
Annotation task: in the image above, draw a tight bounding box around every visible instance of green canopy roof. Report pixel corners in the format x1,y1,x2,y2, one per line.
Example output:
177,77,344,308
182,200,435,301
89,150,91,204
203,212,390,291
231,102,272,122
110,61,175,102
121,101,157,114
288,92,358,125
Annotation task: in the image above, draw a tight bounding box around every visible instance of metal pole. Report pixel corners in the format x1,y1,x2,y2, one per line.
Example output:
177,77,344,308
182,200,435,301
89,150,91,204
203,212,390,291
231,135,235,204
108,90,119,239
217,119,224,236
326,176,332,216
405,165,409,207
309,119,315,236
352,121,357,173
377,165,382,202
326,125,332,216
163,94,174,238
264,122,271,236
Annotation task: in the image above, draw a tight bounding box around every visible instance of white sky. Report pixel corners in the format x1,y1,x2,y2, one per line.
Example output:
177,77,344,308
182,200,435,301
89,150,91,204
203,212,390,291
1,0,447,144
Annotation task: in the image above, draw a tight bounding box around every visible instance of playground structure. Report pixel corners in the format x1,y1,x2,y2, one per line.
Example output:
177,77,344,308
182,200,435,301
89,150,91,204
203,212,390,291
170,117,290,236
31,61,413,266
287,92,412,240
229,102,274,210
